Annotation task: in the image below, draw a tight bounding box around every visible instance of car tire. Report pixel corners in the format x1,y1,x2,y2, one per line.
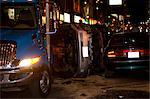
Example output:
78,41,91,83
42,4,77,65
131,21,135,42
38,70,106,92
29,67,51,98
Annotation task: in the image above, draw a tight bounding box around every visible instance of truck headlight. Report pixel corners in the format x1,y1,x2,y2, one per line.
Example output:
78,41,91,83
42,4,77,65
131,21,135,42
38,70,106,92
19,57,40,67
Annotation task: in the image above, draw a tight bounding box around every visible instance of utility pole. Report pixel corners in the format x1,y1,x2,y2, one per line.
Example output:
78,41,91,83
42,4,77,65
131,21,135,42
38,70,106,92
45,0,57,68
45,0,51,68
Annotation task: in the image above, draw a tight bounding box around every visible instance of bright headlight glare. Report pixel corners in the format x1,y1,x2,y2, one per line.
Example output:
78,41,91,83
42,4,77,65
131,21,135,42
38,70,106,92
19,57,40,67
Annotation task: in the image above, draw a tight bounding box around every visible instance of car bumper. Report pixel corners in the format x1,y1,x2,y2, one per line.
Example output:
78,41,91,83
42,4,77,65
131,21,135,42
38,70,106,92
0,67,36,91
105,59,149,71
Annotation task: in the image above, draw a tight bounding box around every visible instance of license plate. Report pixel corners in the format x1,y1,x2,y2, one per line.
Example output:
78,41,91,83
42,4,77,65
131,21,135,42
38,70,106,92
128,52,139,58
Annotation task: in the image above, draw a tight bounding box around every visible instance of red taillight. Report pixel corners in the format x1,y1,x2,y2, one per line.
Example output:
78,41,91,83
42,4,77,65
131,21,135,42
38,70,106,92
144,49,150,56
107,49,150,58
123,49,144,53
115,51,125,57
107,50,124,58
123,50,130,53
123,49,149,56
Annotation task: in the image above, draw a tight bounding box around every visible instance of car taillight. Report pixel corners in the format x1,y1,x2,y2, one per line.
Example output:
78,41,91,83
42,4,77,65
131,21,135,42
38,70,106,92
107,49,149,58
107,51,116,57
123,49,149,57
107,50,126,58
123,49,144,53
144,49,150,56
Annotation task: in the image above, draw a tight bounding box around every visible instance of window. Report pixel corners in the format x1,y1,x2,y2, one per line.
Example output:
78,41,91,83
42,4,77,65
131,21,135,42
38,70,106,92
0,4,36,28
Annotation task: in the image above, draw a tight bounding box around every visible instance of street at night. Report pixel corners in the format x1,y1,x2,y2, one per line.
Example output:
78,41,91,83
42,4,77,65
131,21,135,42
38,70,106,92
1,73,149,98
0,0,150,98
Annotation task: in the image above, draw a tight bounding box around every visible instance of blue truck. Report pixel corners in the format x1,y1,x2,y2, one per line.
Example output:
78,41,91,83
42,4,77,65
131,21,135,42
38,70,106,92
0,0,52,97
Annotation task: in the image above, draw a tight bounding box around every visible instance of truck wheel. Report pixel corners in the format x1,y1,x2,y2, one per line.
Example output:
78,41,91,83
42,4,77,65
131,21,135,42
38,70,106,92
29,68,51,98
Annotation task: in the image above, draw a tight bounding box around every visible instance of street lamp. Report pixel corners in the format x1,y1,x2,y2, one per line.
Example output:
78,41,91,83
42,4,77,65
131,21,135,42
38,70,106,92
96,6,99,10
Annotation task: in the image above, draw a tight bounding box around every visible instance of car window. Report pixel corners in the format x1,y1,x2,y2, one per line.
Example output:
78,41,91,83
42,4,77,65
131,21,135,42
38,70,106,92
110,33,149,48
110,36,124,46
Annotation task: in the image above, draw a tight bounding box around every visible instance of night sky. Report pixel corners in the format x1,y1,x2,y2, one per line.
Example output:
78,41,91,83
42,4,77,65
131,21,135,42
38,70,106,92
127,0,149,23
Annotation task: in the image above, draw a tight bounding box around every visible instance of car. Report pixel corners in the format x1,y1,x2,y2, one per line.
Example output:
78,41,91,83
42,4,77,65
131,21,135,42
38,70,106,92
103,32,149,77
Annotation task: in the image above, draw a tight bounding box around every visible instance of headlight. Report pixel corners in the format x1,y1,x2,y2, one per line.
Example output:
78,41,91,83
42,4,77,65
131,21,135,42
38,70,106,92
19,57,40,67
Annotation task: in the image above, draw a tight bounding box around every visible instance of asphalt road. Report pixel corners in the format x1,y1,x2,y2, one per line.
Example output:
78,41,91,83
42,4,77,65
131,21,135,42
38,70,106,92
1,72,149,99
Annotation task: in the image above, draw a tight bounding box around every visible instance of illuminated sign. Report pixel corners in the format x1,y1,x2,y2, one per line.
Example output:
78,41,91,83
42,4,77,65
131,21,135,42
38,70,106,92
82,46,88,57
84,18,89,24
109,0,122,5
8,9,15,20
89,19,97,25
60,14,64,21
42,16,46,26
119,15,124,21
56,10,60,20
74,15,81,23
111,14,118,18
64,13,70,23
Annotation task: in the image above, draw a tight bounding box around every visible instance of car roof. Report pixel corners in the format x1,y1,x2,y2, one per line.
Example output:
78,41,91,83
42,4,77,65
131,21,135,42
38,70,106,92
113,32,149,37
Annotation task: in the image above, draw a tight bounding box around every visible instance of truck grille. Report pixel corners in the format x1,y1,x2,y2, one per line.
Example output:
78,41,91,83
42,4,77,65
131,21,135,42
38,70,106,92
0,40,17,67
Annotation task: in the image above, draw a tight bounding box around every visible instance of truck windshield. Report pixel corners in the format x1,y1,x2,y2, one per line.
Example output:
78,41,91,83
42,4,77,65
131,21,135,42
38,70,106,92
0,4,37,29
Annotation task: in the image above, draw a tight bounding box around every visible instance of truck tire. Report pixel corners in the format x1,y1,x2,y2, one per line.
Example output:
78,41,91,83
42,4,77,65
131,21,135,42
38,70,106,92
29,67,51,98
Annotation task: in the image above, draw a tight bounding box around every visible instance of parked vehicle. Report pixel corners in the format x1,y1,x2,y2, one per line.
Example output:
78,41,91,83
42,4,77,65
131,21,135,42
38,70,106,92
0,0,52,97
103,32,149,77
